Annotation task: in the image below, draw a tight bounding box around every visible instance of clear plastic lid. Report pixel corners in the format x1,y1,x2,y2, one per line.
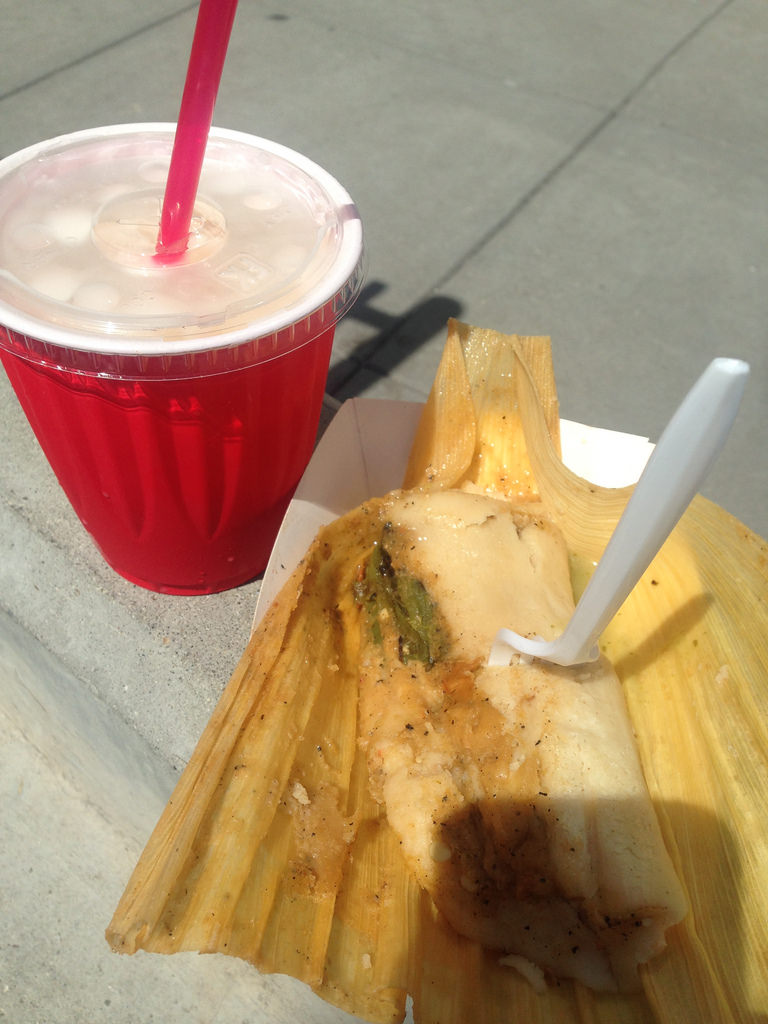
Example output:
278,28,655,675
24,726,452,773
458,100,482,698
0,125,364,369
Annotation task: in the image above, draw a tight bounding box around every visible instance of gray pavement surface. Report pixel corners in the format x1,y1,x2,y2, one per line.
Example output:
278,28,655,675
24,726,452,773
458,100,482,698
1,2,766,1022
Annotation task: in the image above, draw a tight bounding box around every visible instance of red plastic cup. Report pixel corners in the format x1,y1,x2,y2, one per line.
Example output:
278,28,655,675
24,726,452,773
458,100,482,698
0,125,364,594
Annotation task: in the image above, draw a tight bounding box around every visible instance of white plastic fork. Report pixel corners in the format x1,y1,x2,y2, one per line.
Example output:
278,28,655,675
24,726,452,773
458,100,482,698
489,357,750,668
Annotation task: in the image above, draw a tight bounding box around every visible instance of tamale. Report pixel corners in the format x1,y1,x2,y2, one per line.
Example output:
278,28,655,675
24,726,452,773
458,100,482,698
356,489,687,992
107,320,768,1023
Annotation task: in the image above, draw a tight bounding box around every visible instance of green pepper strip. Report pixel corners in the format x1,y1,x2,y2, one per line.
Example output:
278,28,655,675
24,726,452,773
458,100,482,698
356,541,445,667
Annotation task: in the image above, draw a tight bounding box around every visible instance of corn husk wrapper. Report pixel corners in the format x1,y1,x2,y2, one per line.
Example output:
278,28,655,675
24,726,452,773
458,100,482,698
107,320,768,1023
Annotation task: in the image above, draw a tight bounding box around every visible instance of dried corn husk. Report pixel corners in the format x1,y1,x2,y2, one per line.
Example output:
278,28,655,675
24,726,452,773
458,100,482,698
403,319,561,500
107,320,768,1023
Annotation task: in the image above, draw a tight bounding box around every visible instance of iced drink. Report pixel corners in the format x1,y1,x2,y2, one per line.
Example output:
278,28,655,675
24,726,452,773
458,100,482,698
0,125,364,594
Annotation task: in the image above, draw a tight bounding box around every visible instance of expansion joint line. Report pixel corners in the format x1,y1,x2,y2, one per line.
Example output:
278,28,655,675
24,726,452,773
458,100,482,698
0,3,199,103
427,0,738,293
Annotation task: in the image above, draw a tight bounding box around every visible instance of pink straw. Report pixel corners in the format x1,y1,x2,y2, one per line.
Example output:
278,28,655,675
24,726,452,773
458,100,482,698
155,0,239,259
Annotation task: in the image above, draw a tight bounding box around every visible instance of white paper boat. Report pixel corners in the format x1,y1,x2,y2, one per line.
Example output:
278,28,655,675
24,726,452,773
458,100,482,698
254,398,653,626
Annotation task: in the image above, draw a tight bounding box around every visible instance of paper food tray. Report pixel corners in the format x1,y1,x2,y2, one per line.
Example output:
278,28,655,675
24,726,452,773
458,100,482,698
253,398,653,627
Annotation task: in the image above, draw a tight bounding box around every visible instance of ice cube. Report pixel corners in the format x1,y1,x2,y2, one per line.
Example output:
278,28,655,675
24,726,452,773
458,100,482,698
31,267,81,302
138,160,171,184
45,206,92,245
273,243,306,273
244,192,282,211
72,283,122,312
10,222,53,253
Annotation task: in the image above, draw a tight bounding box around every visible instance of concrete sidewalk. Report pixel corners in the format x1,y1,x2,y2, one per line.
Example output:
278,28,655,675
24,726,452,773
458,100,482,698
1,2,766,1022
